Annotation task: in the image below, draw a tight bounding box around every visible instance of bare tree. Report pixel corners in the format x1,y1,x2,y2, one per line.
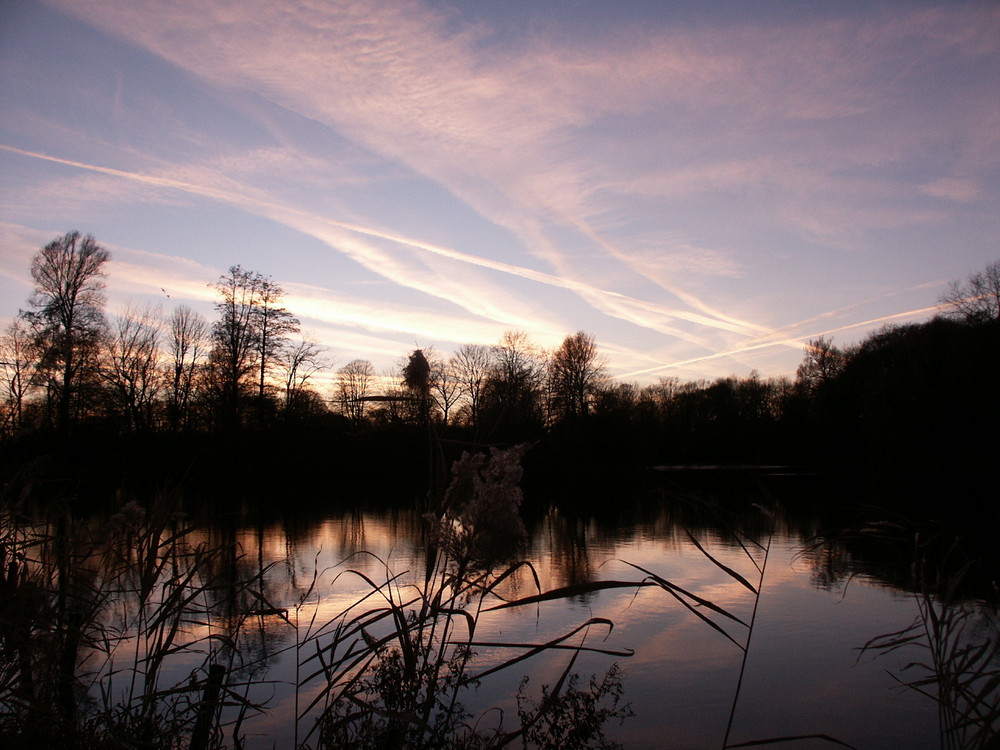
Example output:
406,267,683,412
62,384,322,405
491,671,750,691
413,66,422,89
101,305,162,431
282,338,325,413
480,330,546,437
208,267,301,427
451,344,490,427
429,353,466,426
167,305,208,431
373,377,408,424
547,331,607,422
253,276,299,413
0,319,36,435
22,231,110,432
337,359,374,424
940,260,1000,323
209,266,263,427
491,330,545,384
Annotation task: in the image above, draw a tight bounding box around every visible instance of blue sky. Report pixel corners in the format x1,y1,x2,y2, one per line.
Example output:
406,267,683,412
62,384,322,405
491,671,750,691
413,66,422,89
2,0,997,384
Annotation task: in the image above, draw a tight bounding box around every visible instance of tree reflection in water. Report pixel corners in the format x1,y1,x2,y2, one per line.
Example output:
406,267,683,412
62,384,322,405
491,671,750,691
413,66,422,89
2,477,997,749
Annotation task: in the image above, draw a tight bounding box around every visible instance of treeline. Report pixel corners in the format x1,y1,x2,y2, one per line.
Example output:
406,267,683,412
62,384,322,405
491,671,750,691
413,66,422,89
1,232,998,505
0,232,611,439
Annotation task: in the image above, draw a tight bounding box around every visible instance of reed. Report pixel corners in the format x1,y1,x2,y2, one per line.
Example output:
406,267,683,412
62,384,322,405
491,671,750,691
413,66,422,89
617,493,856,750
0,493,265,749
853,518,1000,750
1,447,639,749
287,445,635,749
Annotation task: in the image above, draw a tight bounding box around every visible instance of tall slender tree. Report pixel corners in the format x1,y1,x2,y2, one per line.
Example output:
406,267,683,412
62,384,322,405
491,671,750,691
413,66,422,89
253,276,299,418
429,352,465,426
22,231,110,433
167,305,208,431
209,265,263,428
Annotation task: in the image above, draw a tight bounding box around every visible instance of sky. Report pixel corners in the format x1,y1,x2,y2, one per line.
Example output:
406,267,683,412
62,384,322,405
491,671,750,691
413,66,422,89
1,0,998,385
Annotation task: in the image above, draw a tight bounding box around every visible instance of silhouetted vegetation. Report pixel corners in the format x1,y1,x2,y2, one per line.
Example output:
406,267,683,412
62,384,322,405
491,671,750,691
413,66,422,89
0,446,650,749
1,233,998,516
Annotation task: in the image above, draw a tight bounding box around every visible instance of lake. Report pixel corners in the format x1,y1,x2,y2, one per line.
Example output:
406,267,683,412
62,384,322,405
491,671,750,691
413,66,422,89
153,479,988,750
8,474,995,749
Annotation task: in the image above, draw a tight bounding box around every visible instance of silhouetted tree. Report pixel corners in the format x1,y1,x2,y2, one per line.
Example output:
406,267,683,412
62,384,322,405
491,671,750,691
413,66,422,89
167,305,208,431
281,338,325,415
337,359,374,424
761,374,793,420
209,266,263,428
253,276,299,420
371,380,408,424
795,337,847,396
480,331,545,441
594,381,639,417
22,231,110,433
402,349,432,424
451,344,490,428
0,319,35,436
812,318,1000,495
940,260,1000,323
589,382,645,464
547,331,606,422
429,351,465,426
100,305,162,431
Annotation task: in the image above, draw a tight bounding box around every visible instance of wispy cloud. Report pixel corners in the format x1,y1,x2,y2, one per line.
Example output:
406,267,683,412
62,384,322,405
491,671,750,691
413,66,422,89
5,0,998,381
919,177,983,203
2,144,786,355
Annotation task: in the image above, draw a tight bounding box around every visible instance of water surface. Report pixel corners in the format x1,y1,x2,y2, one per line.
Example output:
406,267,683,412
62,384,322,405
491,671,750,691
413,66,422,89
194,497,960,749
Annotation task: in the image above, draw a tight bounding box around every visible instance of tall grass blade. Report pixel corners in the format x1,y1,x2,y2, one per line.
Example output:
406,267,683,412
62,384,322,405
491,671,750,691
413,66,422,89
621,561,749,628
484,579,656,611
684,528,758,594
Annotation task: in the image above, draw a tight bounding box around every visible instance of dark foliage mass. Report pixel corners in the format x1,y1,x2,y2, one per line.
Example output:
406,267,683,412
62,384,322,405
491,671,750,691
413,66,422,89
1,233,998,511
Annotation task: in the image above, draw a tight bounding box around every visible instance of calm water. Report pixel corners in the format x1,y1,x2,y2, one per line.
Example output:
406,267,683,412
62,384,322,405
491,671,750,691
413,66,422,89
165,495,973,750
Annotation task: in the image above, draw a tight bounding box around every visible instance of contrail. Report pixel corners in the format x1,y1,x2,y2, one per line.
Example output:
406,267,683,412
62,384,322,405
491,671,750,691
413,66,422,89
619,303,944,380
1,144,774,340
569,218,773,337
